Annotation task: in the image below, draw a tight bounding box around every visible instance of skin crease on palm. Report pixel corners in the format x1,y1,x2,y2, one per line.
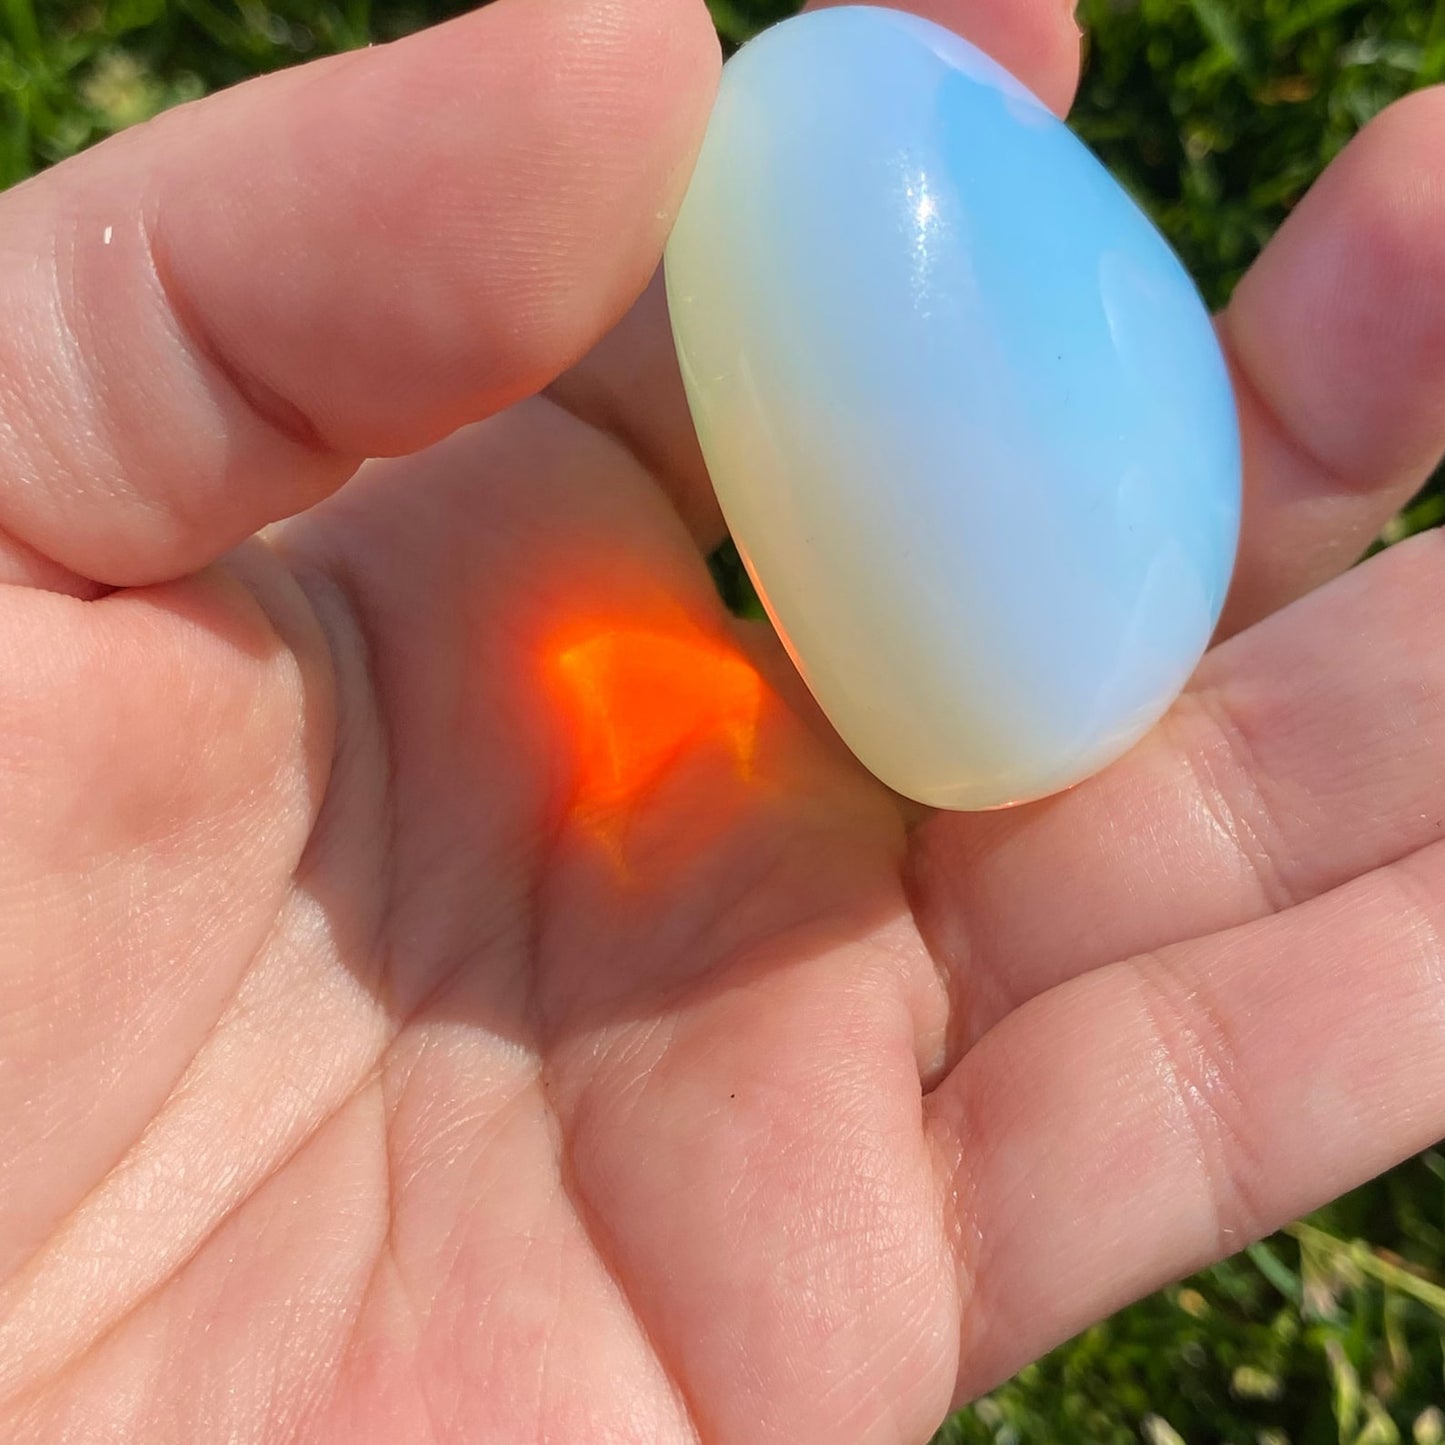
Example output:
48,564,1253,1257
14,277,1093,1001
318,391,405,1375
0,0,1444,1441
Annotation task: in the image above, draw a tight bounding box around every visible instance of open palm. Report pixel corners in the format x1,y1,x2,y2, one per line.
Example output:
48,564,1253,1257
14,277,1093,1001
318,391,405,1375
2,1,1444,1440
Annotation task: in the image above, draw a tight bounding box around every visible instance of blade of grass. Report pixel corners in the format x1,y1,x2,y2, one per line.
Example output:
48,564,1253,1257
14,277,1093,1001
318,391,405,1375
0,0,41,61
1290,1223,1445,1320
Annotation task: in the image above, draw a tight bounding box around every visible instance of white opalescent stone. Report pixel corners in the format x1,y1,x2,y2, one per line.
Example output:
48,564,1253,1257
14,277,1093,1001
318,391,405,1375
666,6,1242,808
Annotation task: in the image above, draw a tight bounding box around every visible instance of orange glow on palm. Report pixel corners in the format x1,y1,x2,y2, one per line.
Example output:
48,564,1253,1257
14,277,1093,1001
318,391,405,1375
551,626,764,814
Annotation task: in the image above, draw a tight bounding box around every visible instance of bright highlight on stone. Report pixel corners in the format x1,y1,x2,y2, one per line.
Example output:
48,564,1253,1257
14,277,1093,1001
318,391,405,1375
665,5,1242,810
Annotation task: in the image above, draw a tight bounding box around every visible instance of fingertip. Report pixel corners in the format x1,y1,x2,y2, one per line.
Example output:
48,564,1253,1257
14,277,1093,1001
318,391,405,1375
520,0,724,362
1227,83,1445,489
1214,83,1445,633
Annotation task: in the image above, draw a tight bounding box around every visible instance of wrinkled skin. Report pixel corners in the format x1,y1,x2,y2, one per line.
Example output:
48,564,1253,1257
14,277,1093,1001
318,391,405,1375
2,1,1445,1441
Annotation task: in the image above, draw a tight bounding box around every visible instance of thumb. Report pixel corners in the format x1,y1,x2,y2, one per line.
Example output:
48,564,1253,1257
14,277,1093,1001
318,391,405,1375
0,0,719,588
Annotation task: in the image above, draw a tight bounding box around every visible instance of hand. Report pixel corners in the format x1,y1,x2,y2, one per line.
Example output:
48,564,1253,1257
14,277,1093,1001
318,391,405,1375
0,1,1442,1440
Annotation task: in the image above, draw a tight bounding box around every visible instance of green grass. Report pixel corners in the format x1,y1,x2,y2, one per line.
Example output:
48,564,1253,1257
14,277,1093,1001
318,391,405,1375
3,0,1445,1440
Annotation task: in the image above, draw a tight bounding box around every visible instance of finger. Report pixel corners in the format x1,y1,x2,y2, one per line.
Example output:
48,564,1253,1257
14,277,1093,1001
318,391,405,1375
0,533,106,598
549,0,1084,549
909,531,1445,1061
0,0,719,588
928,835,1445,1399
547,267,723,545
1219,85,1445,635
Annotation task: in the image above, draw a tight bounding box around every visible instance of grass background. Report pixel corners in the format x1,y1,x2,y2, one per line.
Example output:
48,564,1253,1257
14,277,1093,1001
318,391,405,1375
3,0,1445,1439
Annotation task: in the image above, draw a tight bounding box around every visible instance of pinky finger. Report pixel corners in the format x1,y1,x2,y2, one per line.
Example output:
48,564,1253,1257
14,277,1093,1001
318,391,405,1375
930,834,1445,1400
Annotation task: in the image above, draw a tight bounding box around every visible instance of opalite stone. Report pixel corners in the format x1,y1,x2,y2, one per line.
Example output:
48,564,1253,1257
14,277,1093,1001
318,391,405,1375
665,5,1241,810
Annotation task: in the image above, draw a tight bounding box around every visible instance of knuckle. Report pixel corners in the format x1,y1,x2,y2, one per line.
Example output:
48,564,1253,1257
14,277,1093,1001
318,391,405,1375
1130,956,1268,1253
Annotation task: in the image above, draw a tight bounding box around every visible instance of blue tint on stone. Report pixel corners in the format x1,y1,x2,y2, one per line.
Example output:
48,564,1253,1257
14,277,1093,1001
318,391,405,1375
665,6,1242,808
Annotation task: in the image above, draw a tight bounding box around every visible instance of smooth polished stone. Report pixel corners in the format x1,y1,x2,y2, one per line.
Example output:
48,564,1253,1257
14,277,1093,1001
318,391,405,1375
665,5,1241,809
